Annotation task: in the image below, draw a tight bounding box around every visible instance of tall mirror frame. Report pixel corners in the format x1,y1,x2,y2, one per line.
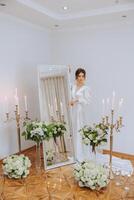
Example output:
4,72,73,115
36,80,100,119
38,65,75,170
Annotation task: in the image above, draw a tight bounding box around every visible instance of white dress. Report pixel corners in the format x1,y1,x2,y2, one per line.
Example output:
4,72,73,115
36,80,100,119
71,84,91,161
71,85,133,174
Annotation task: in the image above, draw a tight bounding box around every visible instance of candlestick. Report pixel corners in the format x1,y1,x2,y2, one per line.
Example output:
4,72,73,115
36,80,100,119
15,105,21,153
106,116,109,126
109,109,114,179
59,114,67,158
102,117,105,125
119,116,123,127
103,108,123,179
25,111,30,120
4,90,30,153
5,112,9,121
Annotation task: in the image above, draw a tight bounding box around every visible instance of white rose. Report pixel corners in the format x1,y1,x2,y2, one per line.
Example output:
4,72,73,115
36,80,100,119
88,135,93,140
74,164,81,171
81,176,86,182
79,181,84,187
83,138,89,145
87,179,94,187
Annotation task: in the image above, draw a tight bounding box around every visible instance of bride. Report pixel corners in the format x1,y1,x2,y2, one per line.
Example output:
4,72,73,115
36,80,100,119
69,68,133,175
70,68,91,162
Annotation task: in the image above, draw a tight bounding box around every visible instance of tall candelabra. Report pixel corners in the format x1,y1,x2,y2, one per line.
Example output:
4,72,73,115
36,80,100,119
102,110,123,179
5,106,30,154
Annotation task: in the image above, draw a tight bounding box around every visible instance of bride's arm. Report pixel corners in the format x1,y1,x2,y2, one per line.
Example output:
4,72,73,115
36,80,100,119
77,87,91,105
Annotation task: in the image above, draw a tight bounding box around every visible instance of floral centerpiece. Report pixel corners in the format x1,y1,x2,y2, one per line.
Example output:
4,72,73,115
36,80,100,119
2,154,31,179
74,160,109,190
47,122,67,153
22,121,53,143
48,122,66,138
46,149,55,166
22,121,52,169
80,123,109,153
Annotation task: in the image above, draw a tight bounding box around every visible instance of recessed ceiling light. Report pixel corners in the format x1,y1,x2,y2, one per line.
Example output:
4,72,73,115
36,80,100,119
0,3,6,6
63,6,68,11
54,24,59,28
115,0,119,4
122,15,127,18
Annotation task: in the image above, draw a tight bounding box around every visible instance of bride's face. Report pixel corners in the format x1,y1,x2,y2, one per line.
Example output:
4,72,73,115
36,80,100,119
76,72,85,84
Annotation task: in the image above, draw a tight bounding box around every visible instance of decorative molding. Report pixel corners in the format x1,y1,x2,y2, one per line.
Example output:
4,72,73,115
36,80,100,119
16,0,134,20
16,0,60,19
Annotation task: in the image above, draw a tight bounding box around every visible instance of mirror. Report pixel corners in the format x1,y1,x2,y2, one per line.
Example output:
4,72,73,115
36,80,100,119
38,65,75,170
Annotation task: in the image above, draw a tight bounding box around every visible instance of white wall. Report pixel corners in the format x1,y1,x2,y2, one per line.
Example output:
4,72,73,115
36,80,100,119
0,13,51,159
0,12,134,158
50,22,134,155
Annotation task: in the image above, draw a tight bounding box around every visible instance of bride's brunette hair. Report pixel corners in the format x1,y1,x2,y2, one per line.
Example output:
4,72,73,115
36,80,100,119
75,68,86,79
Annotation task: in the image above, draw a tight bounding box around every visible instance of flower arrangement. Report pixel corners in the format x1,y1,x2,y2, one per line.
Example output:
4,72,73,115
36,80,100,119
74,160,109,190
2,154,31,179
80,123,108,153
46,150,55,166
22,121,53,143
47,122,67,139
22,121,66,143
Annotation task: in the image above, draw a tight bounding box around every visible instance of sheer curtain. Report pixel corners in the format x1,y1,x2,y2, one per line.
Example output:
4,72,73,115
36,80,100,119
40,75,73,154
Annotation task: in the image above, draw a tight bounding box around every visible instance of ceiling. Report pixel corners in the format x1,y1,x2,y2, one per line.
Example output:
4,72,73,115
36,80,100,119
0,0,134,30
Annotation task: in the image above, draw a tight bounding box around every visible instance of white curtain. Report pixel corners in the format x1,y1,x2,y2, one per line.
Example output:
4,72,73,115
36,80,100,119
40,75,73,159
41,76,71,131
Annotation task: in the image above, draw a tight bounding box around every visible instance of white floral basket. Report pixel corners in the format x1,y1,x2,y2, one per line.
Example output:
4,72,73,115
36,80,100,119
74,160,109,190
2,154,31,179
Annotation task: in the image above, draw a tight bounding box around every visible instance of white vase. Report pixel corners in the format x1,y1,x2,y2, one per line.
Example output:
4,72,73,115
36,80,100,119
88,145,96,162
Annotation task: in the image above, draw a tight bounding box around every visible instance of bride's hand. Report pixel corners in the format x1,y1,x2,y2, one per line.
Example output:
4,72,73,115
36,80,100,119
69,99,78,106
69,100,74,106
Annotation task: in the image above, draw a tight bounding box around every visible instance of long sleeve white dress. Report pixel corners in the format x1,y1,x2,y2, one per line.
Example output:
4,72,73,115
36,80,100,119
71,84,91,162
71,85,133,175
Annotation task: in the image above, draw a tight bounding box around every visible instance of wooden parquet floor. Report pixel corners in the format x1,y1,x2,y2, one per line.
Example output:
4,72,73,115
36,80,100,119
0,147,134,200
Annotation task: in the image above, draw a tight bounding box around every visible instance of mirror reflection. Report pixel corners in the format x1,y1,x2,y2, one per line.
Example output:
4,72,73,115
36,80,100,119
38,66,75,170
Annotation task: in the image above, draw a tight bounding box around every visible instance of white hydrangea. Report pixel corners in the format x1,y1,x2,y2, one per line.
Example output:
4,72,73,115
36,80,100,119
2,154,31,179
80,124,108,153
30,127,44,137
74,161,109,190
46,149,54,163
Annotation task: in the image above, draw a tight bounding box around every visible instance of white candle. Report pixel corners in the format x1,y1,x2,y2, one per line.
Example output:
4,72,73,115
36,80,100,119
118,98,123,116
14,88,19,106
49,104,53,116
4,96,9,113
14,95,19,106
24,95,28,111
102,98,105,116
55,98,58,111
112,91,115,110
60,101,64,115
106,97,110,115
